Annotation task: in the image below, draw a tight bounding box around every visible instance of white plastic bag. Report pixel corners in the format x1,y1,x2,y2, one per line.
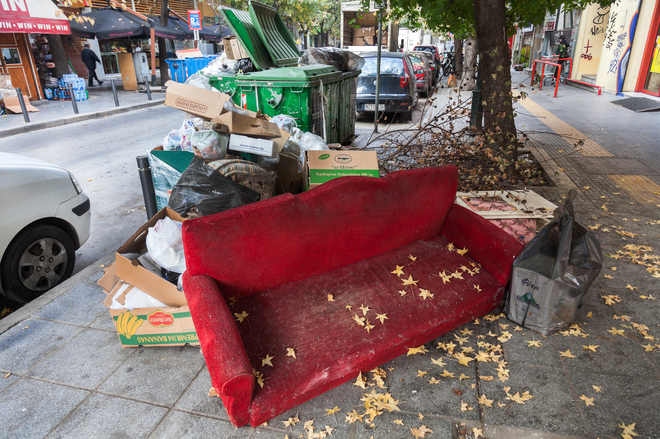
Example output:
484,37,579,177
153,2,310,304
270,115,297,133
162,129,183,151
190,129,227,160
223,100,251,116
298,131,329,164
145,217,186,273
185,73,214,91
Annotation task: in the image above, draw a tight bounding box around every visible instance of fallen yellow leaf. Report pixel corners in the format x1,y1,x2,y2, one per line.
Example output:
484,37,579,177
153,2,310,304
580,394,594,406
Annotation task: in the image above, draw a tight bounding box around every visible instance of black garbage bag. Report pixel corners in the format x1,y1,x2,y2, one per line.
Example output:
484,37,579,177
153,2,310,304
505,189,603,335
236,58,256,73
298,47,365,72
167,156,261,218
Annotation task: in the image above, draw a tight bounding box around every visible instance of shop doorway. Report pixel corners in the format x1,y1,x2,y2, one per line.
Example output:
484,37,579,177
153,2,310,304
0,33,40,100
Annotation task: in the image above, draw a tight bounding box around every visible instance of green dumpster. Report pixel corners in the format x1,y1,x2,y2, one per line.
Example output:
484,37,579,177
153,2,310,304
231,66,359,144
215,2,360,144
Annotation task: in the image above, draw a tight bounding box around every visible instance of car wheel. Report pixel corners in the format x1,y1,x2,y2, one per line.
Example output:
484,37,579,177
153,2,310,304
0,224,75,303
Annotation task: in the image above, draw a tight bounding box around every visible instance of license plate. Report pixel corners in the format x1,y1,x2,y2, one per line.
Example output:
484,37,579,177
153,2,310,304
365,104,385,111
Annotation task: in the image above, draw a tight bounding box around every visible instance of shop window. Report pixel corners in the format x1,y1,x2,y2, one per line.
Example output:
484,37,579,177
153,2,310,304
2,48,21,65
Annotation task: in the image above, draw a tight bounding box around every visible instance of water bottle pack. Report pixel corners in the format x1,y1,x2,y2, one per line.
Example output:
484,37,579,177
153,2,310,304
48,76,88,101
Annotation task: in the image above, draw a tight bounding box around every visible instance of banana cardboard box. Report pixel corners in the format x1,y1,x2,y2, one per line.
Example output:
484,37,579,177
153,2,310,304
98,263,199,347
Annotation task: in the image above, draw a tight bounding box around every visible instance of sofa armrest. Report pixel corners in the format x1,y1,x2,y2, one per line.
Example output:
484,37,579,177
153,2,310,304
440,204,524,286
183,272,254,427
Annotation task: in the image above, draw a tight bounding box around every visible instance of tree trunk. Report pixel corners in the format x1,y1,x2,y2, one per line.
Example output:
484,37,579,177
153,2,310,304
48,35,70,78
460,38,478,91
473,0,517,173
454,38,463,78
158,0,170,85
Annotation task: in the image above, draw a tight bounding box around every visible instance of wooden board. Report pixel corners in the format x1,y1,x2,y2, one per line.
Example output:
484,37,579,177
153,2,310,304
117,53,138,91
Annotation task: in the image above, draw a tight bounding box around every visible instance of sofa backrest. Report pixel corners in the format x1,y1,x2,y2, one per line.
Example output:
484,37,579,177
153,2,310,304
182,165,458,299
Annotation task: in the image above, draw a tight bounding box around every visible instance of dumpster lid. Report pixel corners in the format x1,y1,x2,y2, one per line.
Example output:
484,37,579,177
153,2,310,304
219,6,274,71
239,65,341,82
249,1,300,68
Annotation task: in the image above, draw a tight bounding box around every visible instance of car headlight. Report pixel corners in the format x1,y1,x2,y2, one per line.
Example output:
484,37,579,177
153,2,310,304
68,171,83,195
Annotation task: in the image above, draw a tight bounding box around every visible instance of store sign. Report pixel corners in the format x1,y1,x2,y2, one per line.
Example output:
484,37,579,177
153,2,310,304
0,0,71,34
187,9,202,31
545,21,555,32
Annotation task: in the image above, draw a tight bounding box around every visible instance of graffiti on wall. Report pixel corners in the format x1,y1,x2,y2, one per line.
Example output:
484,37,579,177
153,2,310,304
591,6,610,36
608,32,628,73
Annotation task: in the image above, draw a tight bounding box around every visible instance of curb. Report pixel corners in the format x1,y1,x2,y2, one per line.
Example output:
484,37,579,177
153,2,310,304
0,99,164,138
0,253,115,335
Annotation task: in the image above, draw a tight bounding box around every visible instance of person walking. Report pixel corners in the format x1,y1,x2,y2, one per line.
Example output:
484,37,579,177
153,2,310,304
81,43,103,87
554,35,570,82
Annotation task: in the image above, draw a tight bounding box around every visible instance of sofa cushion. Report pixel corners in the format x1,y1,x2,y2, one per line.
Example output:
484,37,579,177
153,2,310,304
182,166,458,299
228,235,504,426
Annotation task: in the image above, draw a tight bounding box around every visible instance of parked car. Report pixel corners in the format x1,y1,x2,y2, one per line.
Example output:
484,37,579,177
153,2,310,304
419,52,439,85
406,52,433,97
413,44,441,65
356,52,418,121
0,153,91,303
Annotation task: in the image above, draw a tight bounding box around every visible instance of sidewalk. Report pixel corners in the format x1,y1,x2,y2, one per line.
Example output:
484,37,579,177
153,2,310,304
0,81,165,138
1,73,659,439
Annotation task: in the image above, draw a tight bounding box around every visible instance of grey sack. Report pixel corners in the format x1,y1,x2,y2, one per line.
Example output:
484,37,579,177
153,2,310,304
505,189,603,335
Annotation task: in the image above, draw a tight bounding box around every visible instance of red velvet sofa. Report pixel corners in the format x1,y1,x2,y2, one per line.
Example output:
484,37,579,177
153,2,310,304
181,165,524,428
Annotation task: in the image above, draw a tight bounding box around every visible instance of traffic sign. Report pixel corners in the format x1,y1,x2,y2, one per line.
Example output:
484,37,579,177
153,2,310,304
188,10,202,30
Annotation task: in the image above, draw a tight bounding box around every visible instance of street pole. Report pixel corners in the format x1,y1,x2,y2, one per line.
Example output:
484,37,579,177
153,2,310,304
374,9,382,133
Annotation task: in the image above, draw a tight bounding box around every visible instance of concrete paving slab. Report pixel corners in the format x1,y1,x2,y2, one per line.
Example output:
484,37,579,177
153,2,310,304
47,393,168,439
478,364,588,438
149,410,251,439
568,372,660,439
27,327,134,389
98,346,205,406
387,341,480,420
174,366,229,420
0,377,89,439
501,327,561,366
33,282,107,326
0,318,80,374
89,310,119,332
552,327,658,377
0,372,18,392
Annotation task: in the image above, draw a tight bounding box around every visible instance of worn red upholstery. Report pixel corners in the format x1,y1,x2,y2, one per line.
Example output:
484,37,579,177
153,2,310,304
182,166,524,427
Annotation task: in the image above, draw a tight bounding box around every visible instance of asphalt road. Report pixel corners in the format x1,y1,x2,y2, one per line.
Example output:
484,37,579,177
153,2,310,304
1,105,185,310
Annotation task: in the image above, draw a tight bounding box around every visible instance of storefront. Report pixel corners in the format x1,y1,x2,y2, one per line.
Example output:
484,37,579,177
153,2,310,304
636,2,660,96
0,0,71,100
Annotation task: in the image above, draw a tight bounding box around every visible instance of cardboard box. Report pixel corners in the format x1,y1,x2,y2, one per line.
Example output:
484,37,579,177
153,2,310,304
356,13,377,26
3,95,39,113
212,111,281,139
354,26,376,37
115,207,187,308
274,152,303,194
164,81,231,120
223,36,248,60
0,74,11,88
228,133,277,157
98,265,198,347
176,48,203,59
353,36,374,46
305,150,379,190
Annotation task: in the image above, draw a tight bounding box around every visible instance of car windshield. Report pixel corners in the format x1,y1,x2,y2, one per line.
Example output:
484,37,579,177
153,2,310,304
415,47,434,53
408,54,423,65
361,57,405,76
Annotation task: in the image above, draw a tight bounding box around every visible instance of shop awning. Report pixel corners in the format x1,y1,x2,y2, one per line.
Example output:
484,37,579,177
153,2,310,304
0,0,71,35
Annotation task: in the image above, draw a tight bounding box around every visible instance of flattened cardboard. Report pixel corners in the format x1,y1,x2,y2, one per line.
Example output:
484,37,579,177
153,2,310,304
3,96,39,113
176,48,203,59
164,81,231,120
0,74,11,88
211,111,281,138
115,207,187,307
352,36,374,46
305,150,379,190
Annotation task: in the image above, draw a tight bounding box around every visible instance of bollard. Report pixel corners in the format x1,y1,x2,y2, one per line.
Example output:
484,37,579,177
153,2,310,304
110,78,120,107
144,77,152,101
136,155,158,220
67,83,79,114
15,88,30,123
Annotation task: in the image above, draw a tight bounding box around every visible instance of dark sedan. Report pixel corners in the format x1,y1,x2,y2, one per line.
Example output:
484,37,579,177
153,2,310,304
356,52,418,121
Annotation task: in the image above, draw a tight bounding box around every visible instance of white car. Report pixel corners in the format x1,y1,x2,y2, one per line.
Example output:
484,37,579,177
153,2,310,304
0,153,91,303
